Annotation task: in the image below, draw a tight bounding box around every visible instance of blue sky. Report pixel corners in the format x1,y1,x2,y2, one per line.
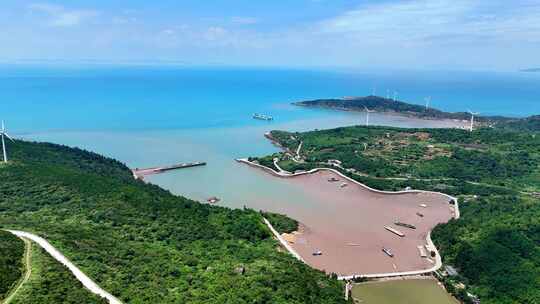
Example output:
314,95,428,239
1,1,540,70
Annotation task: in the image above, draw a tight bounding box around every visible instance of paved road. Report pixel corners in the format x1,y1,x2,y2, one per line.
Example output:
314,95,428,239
7,230,122,304
3,237,32,304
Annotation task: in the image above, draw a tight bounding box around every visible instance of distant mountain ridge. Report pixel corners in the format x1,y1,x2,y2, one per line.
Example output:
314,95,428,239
521,68,540,72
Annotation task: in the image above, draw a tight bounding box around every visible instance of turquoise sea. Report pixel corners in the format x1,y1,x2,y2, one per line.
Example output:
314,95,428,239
2,66,540,216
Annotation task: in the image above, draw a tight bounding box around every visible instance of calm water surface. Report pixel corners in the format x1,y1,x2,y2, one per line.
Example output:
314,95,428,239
352,279,457,304
4,66,540,214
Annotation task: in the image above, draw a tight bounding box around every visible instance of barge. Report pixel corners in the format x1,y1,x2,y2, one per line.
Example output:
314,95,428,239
394,221,417,229
385,226,405,237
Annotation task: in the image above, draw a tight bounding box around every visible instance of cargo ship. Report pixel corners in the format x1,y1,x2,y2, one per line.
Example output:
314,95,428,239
382,247,394,257
394,221,416,229
253,113,273,121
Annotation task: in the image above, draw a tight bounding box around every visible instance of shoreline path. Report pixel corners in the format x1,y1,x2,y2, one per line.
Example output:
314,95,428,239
3,237,32,304
7,230,122,304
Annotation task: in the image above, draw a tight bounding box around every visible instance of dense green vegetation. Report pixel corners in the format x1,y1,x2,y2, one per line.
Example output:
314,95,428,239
495,114,540,132
262,212,299,234
255,125,540,304
0,141,347,304
0,231,25,300
10,244,107,304
433,195,540,304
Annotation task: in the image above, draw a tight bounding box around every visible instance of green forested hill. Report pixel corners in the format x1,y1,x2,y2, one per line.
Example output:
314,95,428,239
0,231,25,300
0,141,346,304
10,243,107,304
256,126,540,304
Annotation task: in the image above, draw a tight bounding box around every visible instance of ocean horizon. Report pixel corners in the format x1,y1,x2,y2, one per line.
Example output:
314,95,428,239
3,66,539,134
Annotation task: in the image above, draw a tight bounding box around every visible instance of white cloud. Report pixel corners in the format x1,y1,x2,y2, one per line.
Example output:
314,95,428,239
318,0,540,45
204,27,228,41
28,3,99,27
161,29,175,36
231,17,259,25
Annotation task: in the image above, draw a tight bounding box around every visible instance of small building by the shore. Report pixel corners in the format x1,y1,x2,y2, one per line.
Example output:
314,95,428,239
445,265,459,276
327,159,342,166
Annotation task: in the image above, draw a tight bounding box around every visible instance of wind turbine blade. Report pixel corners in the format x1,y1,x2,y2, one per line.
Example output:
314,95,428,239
4,132,14,142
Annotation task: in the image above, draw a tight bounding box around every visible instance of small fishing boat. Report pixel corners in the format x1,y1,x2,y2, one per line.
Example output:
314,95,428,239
382,247,394,257
312,250,323,256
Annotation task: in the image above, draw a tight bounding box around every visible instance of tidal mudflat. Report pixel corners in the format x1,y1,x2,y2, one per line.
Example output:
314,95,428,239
261,170,455,276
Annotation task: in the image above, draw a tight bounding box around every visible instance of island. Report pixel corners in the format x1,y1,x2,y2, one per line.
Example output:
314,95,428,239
293,95,536,128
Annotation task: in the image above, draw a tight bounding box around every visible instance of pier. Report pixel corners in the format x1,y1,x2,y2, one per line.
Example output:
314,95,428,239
132,162,206,179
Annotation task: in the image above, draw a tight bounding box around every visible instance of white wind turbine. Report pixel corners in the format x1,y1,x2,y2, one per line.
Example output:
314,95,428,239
424,96,431,110
1,120,14,163
364,106,375,126
468,110,480,132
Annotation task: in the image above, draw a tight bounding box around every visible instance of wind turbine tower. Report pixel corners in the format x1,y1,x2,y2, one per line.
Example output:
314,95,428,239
1,120,14,163
364,106,375,126
393,91,398,101
424,96,431,110
468,110,480,132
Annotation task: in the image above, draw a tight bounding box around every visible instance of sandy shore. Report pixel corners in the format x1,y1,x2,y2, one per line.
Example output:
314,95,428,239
254,168,455,277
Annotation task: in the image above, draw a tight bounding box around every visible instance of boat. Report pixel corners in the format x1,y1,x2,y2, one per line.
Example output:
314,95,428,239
417,245,427,258
416,212,424,217
328,177,340,182
207,197,220,204
312,250,323,256
340,182,348,188
394,221,416,229
382,247,394,257
253,113,273,121
385,226,405,237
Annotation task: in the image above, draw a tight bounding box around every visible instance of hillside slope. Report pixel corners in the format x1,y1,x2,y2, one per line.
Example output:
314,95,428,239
0,140,346,304
0,231,25,300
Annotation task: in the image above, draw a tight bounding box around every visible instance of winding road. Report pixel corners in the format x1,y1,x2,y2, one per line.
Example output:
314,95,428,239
6,230,122,304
